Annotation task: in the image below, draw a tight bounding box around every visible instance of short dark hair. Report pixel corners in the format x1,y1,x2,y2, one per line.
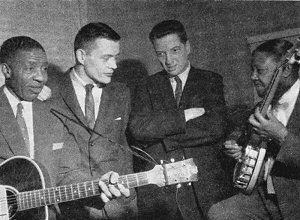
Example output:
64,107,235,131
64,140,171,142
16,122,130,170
253,39,299,73
149,20,188,44
253,39,293,63
74,22,120,53
0,36,45,64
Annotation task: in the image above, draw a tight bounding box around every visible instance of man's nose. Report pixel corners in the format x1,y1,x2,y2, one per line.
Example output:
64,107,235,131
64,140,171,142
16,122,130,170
34,68,48,83
251,70,258,81
109,57,117,70
165,53,173,65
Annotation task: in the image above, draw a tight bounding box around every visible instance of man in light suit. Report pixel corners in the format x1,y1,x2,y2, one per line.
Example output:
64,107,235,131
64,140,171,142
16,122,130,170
128,20,231,220
0,36,131,220
50,22,137,219
208,39,300,220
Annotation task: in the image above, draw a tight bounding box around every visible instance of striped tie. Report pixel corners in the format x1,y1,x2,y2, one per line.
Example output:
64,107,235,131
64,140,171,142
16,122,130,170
174,76,182,107
16,103,30,153
85,84,95,129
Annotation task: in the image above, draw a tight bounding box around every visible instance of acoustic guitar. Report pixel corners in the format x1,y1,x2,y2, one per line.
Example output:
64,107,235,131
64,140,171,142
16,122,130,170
0,156,198,220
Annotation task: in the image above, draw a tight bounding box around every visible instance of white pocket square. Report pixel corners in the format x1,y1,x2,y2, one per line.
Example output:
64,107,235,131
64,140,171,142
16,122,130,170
115,117,122,121
52,142,63,150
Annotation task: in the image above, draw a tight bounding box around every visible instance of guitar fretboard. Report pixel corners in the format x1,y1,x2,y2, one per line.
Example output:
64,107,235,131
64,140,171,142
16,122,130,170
17,172,149,211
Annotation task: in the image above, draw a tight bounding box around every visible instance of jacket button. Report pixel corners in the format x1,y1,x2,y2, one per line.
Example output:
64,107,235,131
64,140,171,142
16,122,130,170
89,141,94,146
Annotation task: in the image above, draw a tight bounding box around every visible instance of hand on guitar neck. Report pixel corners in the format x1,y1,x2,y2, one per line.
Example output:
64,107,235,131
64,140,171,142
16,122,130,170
0,157,198,220
98,171,130,203
249,107,288,144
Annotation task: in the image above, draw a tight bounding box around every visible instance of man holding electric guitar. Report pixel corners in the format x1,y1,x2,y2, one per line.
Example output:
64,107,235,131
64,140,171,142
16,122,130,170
208,39,300,220
0,36,130,220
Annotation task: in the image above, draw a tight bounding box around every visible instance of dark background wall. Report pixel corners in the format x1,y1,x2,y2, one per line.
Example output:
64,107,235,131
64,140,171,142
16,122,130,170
87,1,300,107
0,1,299,107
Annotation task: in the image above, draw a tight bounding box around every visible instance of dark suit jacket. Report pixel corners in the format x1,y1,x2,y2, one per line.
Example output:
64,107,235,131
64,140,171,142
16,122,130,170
0,86,68,220
268,91,300,219
128,67,232,219
51,69,137,219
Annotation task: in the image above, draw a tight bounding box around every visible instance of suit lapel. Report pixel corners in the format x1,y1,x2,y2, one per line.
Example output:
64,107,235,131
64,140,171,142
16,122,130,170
59,70,88,128
180,67,197,107
90,85,114,141
33,100,46,160
0,87,29,156
286,90,300,131
158,71,177,108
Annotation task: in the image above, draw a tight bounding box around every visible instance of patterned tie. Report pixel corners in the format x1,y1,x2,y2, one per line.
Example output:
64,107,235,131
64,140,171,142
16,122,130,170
85,84,95,129
174,76,182,107
16,103,30,153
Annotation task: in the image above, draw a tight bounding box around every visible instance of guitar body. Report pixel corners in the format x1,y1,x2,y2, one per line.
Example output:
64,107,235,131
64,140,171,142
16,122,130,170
0,156,197,220
0,156,48,220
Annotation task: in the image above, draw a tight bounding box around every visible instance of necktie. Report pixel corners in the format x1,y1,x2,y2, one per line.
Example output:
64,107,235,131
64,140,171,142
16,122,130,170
85,84,95,129
174,76,182,106
16,103,30,153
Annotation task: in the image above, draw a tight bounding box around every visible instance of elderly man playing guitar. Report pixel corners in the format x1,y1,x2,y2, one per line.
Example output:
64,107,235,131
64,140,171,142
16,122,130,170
208,39,300,220
0,36,129,220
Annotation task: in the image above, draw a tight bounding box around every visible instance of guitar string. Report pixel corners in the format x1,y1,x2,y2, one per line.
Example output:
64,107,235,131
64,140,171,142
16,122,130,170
1,178,142,203
0,172,155,206
2,160,183,206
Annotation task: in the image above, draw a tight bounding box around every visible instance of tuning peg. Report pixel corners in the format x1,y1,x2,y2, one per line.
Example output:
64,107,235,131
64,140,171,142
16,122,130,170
160,160,164,164
176,183,182,189
170,158,175,163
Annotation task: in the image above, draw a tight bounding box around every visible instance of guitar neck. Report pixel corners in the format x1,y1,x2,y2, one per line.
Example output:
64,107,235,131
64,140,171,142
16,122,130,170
17,171,149,211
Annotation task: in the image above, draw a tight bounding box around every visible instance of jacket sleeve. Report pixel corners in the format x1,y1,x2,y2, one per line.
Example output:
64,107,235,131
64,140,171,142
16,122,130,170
128,80,186,144
128,72,227,151
273,131,300,173
163,73,227,151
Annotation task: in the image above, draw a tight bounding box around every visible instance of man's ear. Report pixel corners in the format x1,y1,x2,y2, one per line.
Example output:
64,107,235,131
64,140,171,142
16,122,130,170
185,40,191,55
1,63,12,79
75,49,86,65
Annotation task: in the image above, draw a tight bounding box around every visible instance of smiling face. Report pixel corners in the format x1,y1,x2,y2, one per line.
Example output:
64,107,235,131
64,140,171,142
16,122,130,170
153,33,190,77
4,49,48,101
79,38,120,85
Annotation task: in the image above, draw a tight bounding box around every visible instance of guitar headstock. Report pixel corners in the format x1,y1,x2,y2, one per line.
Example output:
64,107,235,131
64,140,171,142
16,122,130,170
282,37,300,65
147,158,198,187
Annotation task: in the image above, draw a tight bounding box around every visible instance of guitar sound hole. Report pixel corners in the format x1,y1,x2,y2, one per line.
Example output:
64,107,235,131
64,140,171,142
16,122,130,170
6,189,18,218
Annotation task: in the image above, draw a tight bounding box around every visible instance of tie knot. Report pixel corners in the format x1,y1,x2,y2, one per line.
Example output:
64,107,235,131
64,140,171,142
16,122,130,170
17,102,24,112
174,76,182,85
85,84,94,92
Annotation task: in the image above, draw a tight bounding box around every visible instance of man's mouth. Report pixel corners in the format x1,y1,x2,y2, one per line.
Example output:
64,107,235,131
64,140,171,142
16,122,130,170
167,66,176,72
29,86,43,93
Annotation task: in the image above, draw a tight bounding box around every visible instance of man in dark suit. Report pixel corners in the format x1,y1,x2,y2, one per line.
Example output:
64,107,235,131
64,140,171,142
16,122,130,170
128,20,230,219
0,36,132,220
50,22,137,219
208,39,300,220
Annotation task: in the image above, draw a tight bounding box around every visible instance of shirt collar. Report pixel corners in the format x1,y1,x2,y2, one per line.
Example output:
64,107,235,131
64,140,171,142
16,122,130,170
278,79,300,105
3,86,32,115
71,68,105,89
169,62,190,86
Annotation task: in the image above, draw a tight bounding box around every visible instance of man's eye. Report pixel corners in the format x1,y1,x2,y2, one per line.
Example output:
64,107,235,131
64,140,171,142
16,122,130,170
156,52,164,57
172,48,180,53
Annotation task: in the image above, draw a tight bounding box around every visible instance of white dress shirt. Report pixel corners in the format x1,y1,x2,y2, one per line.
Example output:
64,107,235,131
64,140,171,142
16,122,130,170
4,86,34,159
266,79,300,194
272,79,300,126
70,68,103,120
